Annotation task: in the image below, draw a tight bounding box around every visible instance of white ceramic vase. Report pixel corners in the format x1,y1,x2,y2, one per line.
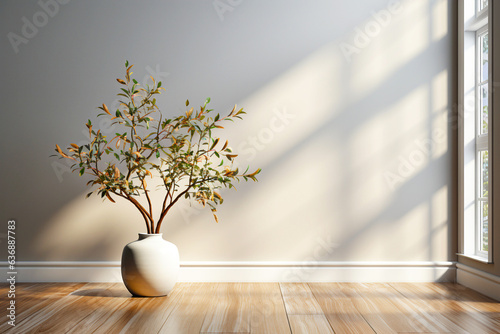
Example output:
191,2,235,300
121,233,179,297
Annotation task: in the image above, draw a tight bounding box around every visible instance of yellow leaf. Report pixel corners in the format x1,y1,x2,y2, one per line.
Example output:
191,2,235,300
221,140,228,151
116,78,126,85
248,168,262,177
114,166,120,179
102,104,111,115
70,143,79,149
55,144,64,155
55,144,75,160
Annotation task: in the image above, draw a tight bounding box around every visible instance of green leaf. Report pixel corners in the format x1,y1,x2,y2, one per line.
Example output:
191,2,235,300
125,60,129,67
214,114,220,122
157,81,162,88
79,168,85,176
206,97,211,104
185,99,189,106
133,78,138,84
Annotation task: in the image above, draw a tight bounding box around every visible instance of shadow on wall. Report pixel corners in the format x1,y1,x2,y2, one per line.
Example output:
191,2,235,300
35,0,454,271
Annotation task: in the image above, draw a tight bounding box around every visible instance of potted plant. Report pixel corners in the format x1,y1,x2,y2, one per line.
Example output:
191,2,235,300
54,61,261,296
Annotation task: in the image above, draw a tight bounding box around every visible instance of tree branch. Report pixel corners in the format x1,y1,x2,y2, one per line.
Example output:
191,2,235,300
141,177,154,233
116,190,151,233
122,191,155,232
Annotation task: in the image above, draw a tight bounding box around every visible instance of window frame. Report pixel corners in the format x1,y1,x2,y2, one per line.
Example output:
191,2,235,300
475,26,489,258
459,0,492,263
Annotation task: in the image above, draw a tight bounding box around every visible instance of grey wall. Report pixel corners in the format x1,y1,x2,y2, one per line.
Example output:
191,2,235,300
0,0,456,265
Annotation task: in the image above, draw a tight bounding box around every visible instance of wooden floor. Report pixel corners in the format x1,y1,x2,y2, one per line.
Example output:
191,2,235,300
1,283,499,333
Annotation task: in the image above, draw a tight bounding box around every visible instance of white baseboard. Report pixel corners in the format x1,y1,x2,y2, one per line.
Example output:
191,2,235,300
456,263,500,301
1,261,456,283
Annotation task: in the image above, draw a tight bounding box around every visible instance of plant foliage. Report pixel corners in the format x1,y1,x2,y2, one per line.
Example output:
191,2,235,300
54,61,261,233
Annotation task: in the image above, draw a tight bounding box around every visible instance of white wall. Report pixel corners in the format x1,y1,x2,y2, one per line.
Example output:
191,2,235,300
0,0,456,280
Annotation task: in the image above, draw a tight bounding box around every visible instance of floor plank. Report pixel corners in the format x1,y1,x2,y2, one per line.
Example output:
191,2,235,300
288,315,334,334
339,283,433,333
200,283,252,333
308,283,376,334
67,285,134,334
389,283,470,333
279,283,323,315
432,283,500,316
158,282,216,334
87,295,151,334
250,283,291,334
391,283,500,334
0,283,85,333
5,283,111,333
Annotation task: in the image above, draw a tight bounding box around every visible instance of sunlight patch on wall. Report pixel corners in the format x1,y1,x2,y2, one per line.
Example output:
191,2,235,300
35,196,141,260
432,0,449,41
348,0,430,100
229,43,344,168
165,131,344,261
430,185,449,260
432,70,449,159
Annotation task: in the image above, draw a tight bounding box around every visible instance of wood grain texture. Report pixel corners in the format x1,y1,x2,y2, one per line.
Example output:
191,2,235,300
391,283,500,334
1,282,499,333
0,283,85,333
67,285,134,334
390,283,471,333
288,315,334,334
31,283,131,334
158,282,216,334
118,283,188,333
5,283,110,333
200,283,251,333
250,283,291,334
431,283,500,316
338,283,434,333
308,283,375,334
279,283,323,315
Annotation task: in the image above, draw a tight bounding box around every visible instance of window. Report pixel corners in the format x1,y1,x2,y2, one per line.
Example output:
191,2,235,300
459,0,491,262
478,0,488,13
476,27,488,257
